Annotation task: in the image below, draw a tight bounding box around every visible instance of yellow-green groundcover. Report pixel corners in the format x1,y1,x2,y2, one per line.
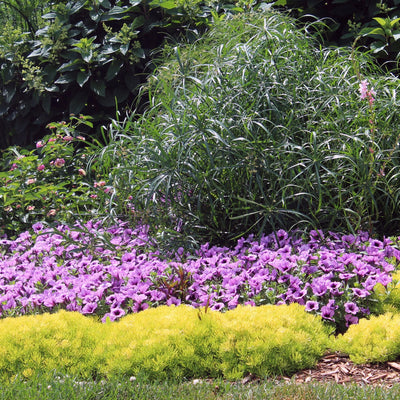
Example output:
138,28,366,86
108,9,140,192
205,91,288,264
0,304,397,383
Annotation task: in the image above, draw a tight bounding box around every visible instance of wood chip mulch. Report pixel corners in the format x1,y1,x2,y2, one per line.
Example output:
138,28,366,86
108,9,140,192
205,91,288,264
277,352,400,387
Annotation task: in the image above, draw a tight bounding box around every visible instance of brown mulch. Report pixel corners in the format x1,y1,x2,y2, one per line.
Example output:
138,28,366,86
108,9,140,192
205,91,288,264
278,352,400,387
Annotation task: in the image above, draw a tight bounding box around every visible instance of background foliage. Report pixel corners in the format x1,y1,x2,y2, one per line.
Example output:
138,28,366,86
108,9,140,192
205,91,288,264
0,0,240,149
276,0,400,72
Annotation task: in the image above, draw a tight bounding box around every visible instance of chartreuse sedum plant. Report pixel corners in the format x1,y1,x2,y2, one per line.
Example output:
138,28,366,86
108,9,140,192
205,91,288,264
371,270,400,314
334,313,400,364
101,9,400,246
0,310,104,382
0,304,331,382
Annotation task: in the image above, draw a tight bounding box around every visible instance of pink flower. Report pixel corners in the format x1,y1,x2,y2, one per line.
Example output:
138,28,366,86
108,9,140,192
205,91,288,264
90,194,98,199
37,164,45,171
54,158,65,167
9,163,17,171
359,79,375,105
36,141,44,148
78,168,86,176
47,209,56,216
63,136,74,141
94,180,106,188
26,206,35,211
26,178,36,185
359,79,368,99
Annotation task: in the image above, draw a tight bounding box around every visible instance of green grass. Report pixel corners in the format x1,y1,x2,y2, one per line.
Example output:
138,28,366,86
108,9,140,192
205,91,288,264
2,376,400,400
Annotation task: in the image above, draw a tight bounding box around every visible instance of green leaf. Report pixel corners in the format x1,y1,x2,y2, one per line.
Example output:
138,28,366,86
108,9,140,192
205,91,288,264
373,17,389,28
90,79,106,97
370,41,387,54
77,70,91,87
153,0,177,10
131,16,145,29
124,73,139,92
58,60,82,73
392,31,400,41
100,6,130,21
390,18,400,28
120,43,130,55
132,47,145,59
3,85,16,103
360,27,386,38
54,73,75,85
69,91,88,114
41,95,51,114
105,59,123,81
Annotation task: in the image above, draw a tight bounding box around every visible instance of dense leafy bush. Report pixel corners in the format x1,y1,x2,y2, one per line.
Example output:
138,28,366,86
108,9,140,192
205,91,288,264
0,0,239,148
277,0,400,72
0,115,111,237
99,10,400,244
0,304,331,382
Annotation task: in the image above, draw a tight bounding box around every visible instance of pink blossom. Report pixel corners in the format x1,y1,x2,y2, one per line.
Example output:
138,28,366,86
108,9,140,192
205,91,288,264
54,158,65,167
26,178,36,185
37,164,45,171
359,79,375,105
94,181,106,188
36,141,44,148
78,168,86,176
359,79,368,99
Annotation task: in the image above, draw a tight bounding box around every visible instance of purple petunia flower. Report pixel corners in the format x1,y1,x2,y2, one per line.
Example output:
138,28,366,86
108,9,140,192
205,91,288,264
305,301,319,312
345,314,359,326
344,302,359,315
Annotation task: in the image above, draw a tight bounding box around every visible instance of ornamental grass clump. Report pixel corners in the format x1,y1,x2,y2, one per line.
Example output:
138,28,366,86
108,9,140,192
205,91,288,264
98,9,400,246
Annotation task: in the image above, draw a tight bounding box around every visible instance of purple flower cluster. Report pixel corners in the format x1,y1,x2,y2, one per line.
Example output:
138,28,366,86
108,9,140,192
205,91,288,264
0,223,399,330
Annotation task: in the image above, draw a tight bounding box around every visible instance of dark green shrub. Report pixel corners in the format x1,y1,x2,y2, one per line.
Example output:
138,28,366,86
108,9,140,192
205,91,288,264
276,0,400,72
0,0,238,149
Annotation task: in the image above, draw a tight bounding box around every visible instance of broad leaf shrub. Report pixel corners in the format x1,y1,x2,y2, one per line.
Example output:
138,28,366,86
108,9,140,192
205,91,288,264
334,313,400,364
0,221,399,333
0,304,331,382
0,0,239,148
277,0,400,72
100,10,400,245
0,116,110,238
